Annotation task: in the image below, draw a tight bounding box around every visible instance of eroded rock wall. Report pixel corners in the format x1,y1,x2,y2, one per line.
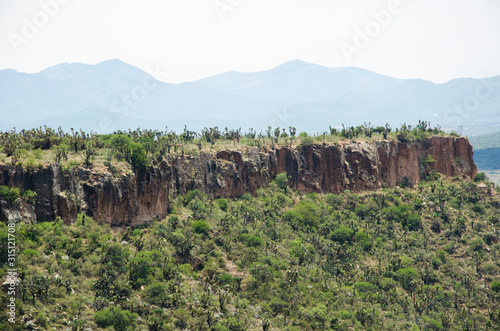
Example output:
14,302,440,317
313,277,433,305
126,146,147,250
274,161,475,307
0,137,476,225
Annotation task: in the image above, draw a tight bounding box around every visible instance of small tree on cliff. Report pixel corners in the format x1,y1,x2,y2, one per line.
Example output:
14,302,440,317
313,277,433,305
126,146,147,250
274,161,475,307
275,172,289,192
130,144,148,172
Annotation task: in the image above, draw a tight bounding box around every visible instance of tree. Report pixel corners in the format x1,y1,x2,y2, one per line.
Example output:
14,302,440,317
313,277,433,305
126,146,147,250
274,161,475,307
192,220,210,235
54,144,68,165
275,172,289,192
474,172,488,182
129,255,154,289
130,143,148,172
491,281,500,293
94,307,138,331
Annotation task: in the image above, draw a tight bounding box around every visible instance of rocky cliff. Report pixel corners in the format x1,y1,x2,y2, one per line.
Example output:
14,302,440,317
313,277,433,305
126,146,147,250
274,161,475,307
0,136,476,225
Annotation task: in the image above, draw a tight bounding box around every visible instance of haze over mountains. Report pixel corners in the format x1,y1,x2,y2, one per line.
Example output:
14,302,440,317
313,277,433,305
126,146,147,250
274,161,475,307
1,59,499,135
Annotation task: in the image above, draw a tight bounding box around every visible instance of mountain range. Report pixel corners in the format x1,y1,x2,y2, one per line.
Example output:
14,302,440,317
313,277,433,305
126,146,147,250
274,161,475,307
1,59,499,135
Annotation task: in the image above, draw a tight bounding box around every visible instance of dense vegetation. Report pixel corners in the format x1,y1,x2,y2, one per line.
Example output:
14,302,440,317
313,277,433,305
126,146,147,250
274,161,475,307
2,121,494,330
1,170,499,330
0,121,447,174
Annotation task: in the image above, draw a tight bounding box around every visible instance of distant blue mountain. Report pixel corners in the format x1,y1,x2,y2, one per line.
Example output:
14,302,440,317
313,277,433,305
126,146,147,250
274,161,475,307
1,59,499,134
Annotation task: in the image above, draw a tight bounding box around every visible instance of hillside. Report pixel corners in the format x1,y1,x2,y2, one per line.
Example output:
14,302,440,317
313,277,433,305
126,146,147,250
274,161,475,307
468,131,500,186
1,60,500,135
0,163,499,330
469,131,500,151
0,123,499,330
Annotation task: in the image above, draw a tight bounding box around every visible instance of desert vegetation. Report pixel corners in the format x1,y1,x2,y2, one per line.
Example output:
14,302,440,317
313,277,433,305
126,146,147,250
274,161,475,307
1,122,498,330
0,121,447,175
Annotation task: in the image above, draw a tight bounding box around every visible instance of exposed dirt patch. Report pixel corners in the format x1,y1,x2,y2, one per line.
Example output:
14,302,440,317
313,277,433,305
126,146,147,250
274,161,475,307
221,252,246,279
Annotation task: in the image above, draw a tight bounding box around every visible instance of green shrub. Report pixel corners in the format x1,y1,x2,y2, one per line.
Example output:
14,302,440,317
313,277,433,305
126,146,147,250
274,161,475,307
355,282,375,293
129,256,154,289
301,136,315,147
246,235,263,247
355,230,372,251
354,204,370,219
474,172,488,182
269,297,287,316
23,248,39,259
144,282,167,305
275,172,289,191
282,210,301,229
25,158,38,174
326,193,343,207
21,190,37,205
178,263,194,276
491,281,500,293
94,307,137,331
0,185,20,203
396,267,420,290
436,250,447,263
241,193,252,201
130,143,148,171
219,273,234,285
184,189,203,205
192,220,210,235
407,214,422,231
216,198,228,212
294,200,320,229
331,225,354,244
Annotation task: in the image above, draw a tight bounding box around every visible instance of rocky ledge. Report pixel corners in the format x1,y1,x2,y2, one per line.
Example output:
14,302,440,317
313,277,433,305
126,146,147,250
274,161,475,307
0,136,476,225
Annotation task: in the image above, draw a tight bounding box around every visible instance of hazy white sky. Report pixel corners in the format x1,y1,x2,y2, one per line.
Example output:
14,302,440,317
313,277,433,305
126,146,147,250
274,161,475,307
1,0,499,83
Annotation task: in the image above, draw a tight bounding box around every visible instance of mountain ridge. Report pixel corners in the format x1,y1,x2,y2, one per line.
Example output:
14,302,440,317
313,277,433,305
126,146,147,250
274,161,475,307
1,59,500,135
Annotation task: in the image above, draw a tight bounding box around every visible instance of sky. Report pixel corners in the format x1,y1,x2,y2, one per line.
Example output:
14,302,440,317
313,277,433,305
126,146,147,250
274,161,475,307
1,0,500,83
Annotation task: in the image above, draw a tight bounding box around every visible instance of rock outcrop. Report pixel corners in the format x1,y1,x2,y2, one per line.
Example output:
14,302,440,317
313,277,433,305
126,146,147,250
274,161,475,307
0,136,476,225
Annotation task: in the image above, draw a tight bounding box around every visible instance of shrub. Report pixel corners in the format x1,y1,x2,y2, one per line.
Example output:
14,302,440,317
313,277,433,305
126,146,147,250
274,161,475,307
246,235,263,248
130,143,148,171
407,214,422,231
269,297,287,316
0,185,20,203
355,230,372,251
282,210,301,229
396,267,420,290
183,189,202,206
355,282,375,294
178,263,194,276
21,190,37,205
294,200,320,229
219,273,234,285
216,198,228,211
275,172,289,191
94,307,137,331
192,220,210,235
25,158,39,174
474,172,488,182
144,282,167,305
354,204,370,219
436,250,447,263
301,136,315,147
129,256,154,289
331,225,354,244
241,193,252,201
23,248,39,259
491,281,500,293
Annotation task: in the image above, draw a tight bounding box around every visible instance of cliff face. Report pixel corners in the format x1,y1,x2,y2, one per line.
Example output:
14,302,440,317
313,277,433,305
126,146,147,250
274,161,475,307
0,163,171,226
0,137,476,225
